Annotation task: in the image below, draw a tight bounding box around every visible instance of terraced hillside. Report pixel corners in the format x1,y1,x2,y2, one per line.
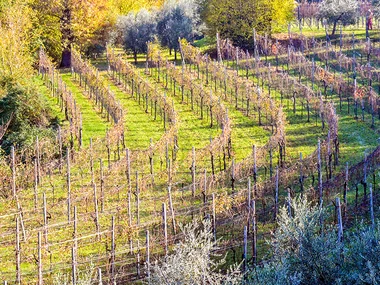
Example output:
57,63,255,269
1,31,380,284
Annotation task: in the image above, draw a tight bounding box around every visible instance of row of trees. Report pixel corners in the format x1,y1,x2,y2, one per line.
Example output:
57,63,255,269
116,0,202,62
117,0,297,55
117,0,380,59
203,0,295,48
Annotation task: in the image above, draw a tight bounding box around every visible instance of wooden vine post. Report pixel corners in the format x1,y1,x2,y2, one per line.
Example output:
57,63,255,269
38,232,43,285
67,147,71,222
11,146,16,199
287,188,292,218
167,186,176,235
191,147,196,197
93,183,100,240
136,171,140,226
370,184,375,230
317,140,323,207
71,246,76,285
43,193,48,247
252,198,257,265
99,158,105,213
15,217,21,285
162,202,168,255
243,226,248,274
146,230,150,284
253,145,257,196
97,268,102,285
110,216,116,284
231,159,235,192
34,158,38,210
274,167,279,221
126,149,132,226
212,193,216,242
343,162,349,222
73,206,78,260
336,197,343,242
299,153,304,195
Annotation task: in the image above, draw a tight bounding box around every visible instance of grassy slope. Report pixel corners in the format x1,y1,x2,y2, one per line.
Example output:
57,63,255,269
60,73,111,146
3,25,380,281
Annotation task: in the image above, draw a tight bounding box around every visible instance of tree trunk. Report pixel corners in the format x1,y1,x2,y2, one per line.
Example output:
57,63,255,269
61,49,72,68
174,49,177,61
331,20,338,36
331,14,343,37
134,51,138,64
60,1,74,68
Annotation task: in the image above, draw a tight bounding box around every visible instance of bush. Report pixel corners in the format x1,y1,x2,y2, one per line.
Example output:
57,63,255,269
150,219,242,285
0,81,56,153
249,196,380,285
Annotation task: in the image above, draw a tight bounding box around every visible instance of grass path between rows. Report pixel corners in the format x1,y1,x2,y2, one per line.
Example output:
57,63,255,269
99,70,164,150
60,72,111,147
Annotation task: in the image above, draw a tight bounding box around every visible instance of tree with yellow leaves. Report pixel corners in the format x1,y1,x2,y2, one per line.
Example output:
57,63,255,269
0,0,35,85
32,0,116,67
110,0,165,14
203,0,295,48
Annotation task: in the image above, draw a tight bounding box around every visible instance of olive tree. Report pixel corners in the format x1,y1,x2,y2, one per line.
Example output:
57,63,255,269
249,196,380,285
156,0,201,59
118,9,157,63
149,219,242,284
318,0,359,35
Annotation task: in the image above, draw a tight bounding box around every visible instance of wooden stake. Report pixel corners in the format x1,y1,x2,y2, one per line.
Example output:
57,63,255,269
136,171,140,226
252,198,257,265
274,167,279,220
110,216,115,284
146,230,150,284
343,162,348,222
203,169,207,205
34,158,38,210
36,136,41,184
370,184,375,230
137,239,140,278
318,139,323,207
99,159,104,213
299,152,304,194
167,186,176,234
15,217,21,285
191,147,196,197
90,138,94,183
231,159,235,191
93,183,100,240
126,149,132,226
162,203,168,255
67,147,71,222
212,193,216,242
11,146,16,199
336,197,343,242
58,126,63,172
98,268,102,285
73,206,77,255
43,193,48,247
71,247,76,285
243,226,248,274
38,232,42,285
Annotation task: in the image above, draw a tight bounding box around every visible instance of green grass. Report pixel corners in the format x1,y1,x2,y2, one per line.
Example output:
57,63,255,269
3,26,380,282
60,73,111,146
33,76,67,124
99,71,165,150
140,70,220,167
